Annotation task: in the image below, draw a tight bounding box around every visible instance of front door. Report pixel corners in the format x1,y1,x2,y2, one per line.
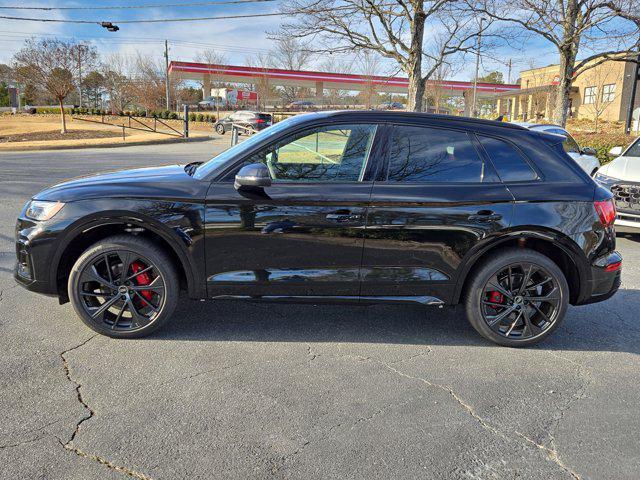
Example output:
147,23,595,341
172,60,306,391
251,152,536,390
361,124,515,303
205,123,381,298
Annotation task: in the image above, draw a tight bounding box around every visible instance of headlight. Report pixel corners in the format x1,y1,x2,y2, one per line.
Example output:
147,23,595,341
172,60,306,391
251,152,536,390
594,172,619,188
24,200,65,221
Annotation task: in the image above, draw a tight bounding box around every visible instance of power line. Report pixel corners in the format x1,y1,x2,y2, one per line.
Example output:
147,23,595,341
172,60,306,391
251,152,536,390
0,0,277,11
0,5,358,24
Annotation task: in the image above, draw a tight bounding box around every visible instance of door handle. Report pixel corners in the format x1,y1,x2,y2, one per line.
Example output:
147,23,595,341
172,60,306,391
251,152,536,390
468,210,502,222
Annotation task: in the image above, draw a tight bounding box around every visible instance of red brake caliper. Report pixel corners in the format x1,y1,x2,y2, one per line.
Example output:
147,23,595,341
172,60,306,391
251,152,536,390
487,290,504,309
131,261,152,305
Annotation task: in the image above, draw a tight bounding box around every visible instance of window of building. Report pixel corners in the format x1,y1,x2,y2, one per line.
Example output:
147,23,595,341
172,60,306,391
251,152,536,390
601,84,616,103
584,86,597,105
385,126,498,183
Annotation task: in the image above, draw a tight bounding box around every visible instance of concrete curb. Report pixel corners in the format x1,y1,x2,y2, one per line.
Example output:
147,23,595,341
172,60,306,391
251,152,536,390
0,134,216,152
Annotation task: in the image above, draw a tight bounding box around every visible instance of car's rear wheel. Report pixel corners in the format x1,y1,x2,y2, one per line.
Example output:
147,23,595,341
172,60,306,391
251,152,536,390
464,248,569,347
215,124,225,135
68,235,178,338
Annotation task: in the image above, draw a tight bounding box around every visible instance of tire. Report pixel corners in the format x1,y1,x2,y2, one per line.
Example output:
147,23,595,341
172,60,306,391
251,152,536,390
215,124,225,135
590,168,598,177
68,235,179,338
463,248,569,347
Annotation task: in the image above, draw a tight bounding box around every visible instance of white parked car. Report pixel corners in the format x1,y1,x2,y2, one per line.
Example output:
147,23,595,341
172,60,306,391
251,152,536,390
515,123,601,176
594,138,640,233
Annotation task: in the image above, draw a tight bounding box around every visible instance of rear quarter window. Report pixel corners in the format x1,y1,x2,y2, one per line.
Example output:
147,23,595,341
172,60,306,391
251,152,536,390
478,136,538,182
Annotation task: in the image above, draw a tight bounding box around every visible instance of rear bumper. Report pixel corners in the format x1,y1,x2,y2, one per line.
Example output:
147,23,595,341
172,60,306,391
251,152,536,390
575,251,622,305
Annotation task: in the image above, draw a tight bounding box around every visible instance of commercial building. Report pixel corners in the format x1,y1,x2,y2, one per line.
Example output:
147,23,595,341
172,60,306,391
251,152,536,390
494,57,640,123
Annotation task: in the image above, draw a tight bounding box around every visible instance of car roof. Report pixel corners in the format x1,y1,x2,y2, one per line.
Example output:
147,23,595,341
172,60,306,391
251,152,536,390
292,110,529,131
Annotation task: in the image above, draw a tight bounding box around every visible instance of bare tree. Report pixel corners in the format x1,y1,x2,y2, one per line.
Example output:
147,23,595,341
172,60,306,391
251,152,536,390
469,0,639,126
319,56,353,106
277,0,489,111
102,53,135,114
245,53,276,109
194,49,229,98
12,38,85,133
356,50,382,108
272,37,313,104
129,53,180,112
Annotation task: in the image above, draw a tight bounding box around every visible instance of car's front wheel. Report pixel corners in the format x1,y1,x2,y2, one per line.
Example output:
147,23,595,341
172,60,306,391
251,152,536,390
68,235,179,338
464,248,569,347
215,124,225,135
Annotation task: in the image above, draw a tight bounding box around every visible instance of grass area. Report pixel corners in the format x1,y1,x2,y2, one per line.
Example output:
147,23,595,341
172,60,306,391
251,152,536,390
0,114,211,151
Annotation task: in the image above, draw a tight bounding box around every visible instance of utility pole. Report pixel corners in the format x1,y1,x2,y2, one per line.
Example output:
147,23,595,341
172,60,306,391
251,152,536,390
625,47,640,135
164,40,170,110
77,44,86,108
507,59,512,84
471,17,484,118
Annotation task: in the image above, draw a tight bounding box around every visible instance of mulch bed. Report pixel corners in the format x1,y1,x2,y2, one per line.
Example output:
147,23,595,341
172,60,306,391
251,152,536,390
0,129,127,143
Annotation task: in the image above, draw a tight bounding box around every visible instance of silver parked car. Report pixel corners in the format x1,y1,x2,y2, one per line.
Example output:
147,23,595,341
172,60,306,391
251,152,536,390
515,123,600,176
594,137,640,233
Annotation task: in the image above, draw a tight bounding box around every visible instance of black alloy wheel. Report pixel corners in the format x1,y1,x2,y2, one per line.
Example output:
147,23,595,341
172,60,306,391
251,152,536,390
69,236,178,338
464,248,569,347
481,262,561,339
216,124,225,135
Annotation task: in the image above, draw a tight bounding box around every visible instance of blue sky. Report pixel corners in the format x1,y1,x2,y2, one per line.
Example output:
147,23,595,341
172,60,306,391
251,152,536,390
0,0,567,82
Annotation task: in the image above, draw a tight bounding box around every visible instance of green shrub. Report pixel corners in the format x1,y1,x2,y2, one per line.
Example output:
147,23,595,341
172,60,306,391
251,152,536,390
571,132,636,165
196,113,204,122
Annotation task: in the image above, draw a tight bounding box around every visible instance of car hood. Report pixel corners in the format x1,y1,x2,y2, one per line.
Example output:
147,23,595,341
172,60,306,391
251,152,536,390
598,156,640,182
34,164,200,203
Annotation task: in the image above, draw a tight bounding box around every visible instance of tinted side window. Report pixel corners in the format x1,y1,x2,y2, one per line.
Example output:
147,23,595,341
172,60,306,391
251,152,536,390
226,124,378,182
386,126,497,183
478,136,538,182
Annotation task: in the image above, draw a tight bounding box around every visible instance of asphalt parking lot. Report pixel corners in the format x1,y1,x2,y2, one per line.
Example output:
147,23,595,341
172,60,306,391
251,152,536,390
1,142,639,480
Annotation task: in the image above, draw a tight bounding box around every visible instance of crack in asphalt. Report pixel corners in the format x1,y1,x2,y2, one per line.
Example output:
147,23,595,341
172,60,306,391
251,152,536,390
301,346,583,479
59,334,153,480
516,431,581,480
0,435,46,450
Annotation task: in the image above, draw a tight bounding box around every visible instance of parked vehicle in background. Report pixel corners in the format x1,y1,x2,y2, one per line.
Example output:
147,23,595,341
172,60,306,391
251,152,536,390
286,100,316,110
14,111,621,347
198,97,223,109
515,123,600,176
376,101,404,110
213,111,272,135
594,138,640,232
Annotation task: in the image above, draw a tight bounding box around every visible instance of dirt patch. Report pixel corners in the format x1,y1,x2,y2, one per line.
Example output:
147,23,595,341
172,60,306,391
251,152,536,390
0,129,126,143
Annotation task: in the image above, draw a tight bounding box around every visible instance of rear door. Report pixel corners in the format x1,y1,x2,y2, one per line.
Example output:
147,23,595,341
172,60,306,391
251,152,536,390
361,124,514,303
205,122,382,298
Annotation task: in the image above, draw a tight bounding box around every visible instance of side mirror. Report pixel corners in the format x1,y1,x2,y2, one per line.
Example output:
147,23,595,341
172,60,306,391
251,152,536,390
234,163,272,190
608,146,623,157
581,146,597,156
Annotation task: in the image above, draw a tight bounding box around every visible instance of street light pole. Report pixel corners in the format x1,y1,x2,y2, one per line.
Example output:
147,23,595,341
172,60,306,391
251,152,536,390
164,40,170,110
471,17,484,118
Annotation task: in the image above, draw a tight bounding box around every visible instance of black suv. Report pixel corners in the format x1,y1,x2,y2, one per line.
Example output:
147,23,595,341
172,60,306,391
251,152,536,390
14,111,621,346
213,111,272,135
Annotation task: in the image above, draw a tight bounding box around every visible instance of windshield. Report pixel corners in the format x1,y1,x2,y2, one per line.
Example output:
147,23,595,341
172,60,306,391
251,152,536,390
194,116,302,179
624,138,640,158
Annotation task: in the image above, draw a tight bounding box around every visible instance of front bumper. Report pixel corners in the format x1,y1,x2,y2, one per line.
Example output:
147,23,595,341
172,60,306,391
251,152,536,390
14,215,59,297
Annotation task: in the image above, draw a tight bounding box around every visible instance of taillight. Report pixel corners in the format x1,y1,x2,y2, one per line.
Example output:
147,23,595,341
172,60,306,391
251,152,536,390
255,119,265,124
594,198,616,227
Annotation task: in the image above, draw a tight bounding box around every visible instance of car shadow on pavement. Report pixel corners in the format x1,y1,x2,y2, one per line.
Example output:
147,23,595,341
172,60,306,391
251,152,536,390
151,289,640,354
